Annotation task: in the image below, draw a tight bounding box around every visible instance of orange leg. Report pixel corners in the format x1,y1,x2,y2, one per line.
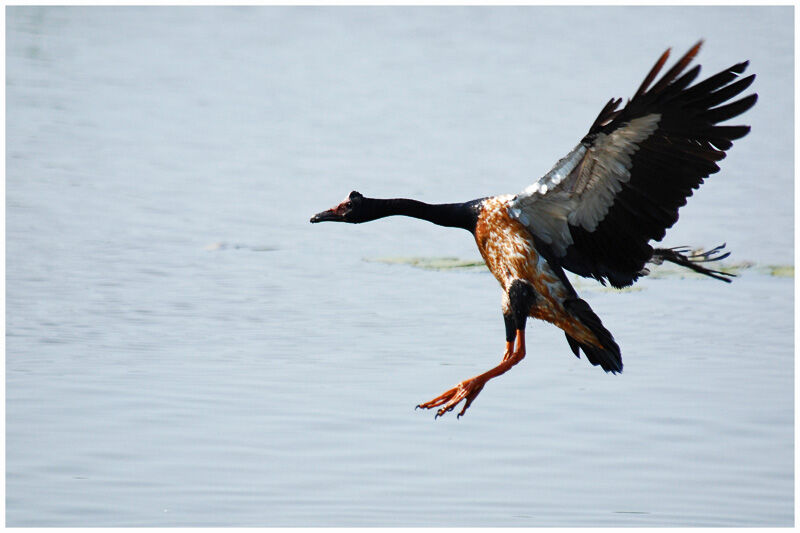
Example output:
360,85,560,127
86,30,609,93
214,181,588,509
417,329,526,418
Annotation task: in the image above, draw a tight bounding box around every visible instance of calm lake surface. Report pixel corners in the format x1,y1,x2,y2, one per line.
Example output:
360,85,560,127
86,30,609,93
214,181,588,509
6,6,793,526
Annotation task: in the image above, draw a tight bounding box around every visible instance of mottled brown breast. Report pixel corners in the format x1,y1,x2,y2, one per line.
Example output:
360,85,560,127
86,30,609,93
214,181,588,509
475,196,561,292
475,196,599,345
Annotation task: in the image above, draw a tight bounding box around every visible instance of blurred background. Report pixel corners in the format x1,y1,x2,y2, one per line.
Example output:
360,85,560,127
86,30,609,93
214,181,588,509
6,6,793,526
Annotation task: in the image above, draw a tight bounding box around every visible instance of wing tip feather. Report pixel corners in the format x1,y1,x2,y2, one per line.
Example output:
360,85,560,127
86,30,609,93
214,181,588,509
634,47,671,98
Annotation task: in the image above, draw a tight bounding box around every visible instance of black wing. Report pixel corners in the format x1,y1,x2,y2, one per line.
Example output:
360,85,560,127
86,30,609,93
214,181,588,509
508,41,756,288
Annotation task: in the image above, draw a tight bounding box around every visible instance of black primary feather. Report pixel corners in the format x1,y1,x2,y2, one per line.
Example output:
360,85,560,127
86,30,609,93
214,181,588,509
555,42,756,288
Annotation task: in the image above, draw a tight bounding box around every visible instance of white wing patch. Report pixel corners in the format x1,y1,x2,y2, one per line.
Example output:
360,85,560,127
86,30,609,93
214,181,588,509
519,143,588,197
508,113,661,255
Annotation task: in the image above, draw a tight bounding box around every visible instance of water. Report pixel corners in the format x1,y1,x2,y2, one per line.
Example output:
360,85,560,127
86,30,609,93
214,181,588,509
6,6,793,526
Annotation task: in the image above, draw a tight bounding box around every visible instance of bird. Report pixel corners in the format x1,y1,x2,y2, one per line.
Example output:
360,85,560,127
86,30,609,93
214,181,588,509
310,41,756,419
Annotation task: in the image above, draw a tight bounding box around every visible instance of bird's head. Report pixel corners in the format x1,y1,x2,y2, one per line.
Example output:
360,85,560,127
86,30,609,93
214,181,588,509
310,191,368,223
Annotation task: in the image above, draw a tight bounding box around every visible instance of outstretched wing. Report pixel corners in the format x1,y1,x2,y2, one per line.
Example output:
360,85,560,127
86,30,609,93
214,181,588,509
508,41,756,288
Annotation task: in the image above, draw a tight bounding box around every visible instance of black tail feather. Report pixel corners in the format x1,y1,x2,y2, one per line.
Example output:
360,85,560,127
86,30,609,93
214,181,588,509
651,243,735,282
563,298,622,374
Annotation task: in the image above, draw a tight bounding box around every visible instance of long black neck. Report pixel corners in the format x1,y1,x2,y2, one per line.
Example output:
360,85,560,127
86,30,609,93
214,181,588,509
360,197,484,233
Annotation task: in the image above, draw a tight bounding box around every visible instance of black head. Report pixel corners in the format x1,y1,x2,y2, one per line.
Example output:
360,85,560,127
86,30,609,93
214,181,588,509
310,191,367,223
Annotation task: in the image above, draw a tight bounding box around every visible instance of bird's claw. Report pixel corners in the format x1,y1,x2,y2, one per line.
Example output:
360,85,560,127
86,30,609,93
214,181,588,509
417,378,485,419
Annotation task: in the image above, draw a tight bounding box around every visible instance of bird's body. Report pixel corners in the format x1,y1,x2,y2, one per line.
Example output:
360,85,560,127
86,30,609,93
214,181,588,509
311,42,756,418
475,195,595,346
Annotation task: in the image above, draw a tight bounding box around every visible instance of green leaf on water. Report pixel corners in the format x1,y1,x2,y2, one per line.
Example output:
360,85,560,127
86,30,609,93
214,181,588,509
762,265,794,277
365,256,793,279
366,256,486,270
